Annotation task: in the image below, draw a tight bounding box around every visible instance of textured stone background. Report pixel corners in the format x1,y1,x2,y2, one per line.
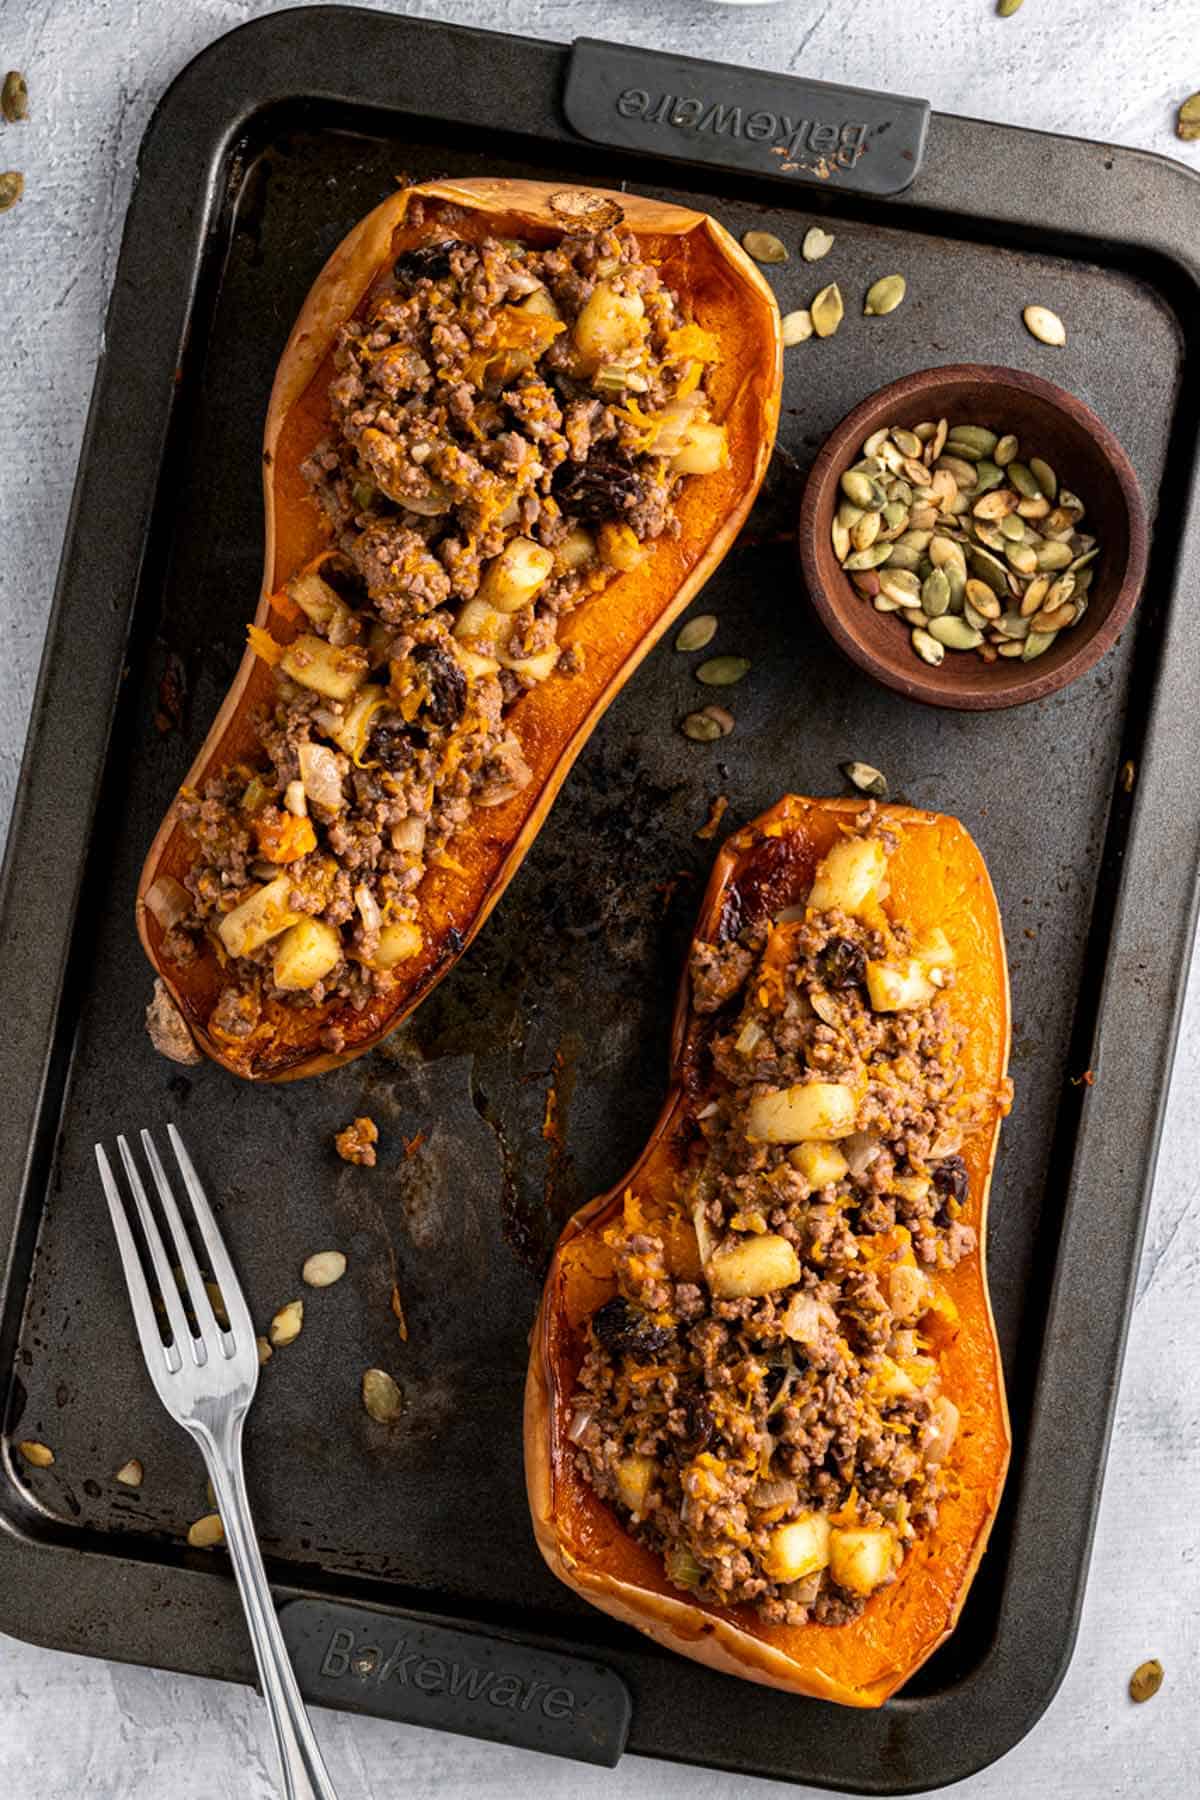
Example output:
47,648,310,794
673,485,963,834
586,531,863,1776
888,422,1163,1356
1,1,1198,1795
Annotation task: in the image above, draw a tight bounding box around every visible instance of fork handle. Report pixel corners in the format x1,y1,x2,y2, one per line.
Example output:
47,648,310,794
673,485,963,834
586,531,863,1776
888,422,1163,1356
201,1412,339,1800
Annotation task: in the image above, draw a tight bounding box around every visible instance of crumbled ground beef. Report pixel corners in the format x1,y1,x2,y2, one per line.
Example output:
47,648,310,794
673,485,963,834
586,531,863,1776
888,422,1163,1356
335,1116,379,1167
168,217,722,1037
573,825,1011,1628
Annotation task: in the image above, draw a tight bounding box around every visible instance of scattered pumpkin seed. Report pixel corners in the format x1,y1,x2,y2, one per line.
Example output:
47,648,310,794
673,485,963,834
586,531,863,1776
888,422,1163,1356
911,628,944,667
1177,94,1200,142
115,1459,144,1488
1,71,28,124
802,226,834,261
682,711,722,742
302,1250,347,1288
16,1440,54,1468
811,283,844,338
257,1336,273,1364
780,308,814,348
864,274,906,316
841,762,888,798
1129,1659,1163,1704
1023,304,1066,347
362,1367,404,1424
830,415,1100,669
675,614,717,653
0,171,23,213
269,1299,304,1346
742,230,788,265
187,1512,225,1549
696,655,750,687
997,0,1024,15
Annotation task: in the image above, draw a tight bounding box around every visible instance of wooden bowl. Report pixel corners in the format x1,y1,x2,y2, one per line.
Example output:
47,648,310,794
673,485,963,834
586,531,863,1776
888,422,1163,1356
797,365,1148,710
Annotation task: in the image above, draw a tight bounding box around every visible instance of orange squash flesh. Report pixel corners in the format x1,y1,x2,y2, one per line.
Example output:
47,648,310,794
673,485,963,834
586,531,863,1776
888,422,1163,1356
525,795,1012,1707
136,179,782,1080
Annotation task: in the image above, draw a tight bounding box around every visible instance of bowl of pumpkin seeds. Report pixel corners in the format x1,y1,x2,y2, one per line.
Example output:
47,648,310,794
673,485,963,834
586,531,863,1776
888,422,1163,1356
798,365,1148,709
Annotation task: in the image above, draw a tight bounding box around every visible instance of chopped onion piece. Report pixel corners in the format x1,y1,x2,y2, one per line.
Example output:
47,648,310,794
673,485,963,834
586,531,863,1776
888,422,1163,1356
773,902,807,924
144,875,190,932
354,883,381,936
283,779,307,817
391,816,427,855
735,1018,764,1054
567,1405,595,1445
753,1476,799,1510
843,1131,882,1178
298,741,344,812
692,1202,717,1268
781,1290,822,1345
922,1396,960,1466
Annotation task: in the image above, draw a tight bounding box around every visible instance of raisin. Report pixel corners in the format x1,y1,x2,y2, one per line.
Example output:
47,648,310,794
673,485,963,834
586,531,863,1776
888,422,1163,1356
412,643,467,728
818,936,867,989
681,1393,715,1454
392,239,468,286
366,718,415,773
591,1297,673,1358
553,455,644,521
932,1155,969,1220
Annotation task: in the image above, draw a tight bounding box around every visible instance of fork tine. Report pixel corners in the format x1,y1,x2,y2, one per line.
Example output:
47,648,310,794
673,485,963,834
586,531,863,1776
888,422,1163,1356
116,1134,195,1357
139,1129,225,1354
166,1125,256,1347
95,1145,182,1376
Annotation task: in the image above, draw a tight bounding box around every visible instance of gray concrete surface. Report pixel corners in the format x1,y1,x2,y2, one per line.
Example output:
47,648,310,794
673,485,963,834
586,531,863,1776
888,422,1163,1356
0,1,1197,1795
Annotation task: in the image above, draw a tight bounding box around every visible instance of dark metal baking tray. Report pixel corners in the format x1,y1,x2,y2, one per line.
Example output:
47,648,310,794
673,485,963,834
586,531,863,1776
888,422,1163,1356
2,8,1198,1793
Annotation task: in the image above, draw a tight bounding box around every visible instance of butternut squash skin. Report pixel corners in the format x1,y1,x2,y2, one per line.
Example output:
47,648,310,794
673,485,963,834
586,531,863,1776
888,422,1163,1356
525,795,1012,1707
136,179,782,1079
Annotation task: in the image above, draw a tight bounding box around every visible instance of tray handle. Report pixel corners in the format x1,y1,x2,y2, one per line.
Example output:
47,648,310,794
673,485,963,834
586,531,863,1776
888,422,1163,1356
280,1599,630,1767
564,38,929,198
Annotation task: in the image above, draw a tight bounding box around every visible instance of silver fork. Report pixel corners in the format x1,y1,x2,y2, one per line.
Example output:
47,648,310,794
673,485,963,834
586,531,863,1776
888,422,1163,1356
95,1125,339,1800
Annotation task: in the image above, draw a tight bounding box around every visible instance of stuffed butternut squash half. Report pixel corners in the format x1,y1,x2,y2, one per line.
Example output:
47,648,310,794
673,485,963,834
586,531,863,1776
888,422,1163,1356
526,796,1012,1706
137,180,781,1078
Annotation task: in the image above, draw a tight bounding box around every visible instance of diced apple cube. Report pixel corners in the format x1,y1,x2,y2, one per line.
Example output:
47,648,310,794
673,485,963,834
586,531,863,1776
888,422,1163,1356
807,836,887,917
829,1526,896,1597
706,1233,801,1299
273,919,342,991
866,957,937,1012
279,633,369,702
789,1140,850,1190
614,1453,656,1515
748,1082,857,1144
218,874,302,957
371,921,424,969
762,1512,831,1583
915,927,955,973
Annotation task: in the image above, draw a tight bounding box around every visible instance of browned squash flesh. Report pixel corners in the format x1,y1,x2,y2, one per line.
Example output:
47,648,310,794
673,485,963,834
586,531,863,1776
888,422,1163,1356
137,179,782,1079
525,795,1012,1707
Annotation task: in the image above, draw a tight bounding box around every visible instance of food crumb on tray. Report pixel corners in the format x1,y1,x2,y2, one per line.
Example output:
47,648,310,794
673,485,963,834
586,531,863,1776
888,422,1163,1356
335,1115,378,1166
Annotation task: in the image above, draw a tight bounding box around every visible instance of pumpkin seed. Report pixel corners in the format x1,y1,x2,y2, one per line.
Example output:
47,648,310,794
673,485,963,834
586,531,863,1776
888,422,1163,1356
1020,575,1051,618
965,579,1002,620
929,616,983,650
997,0,1024,16
782,308,814,346
881,500,909,531
921,569,951,618
1022,630,1056,661
700,704,734,737
0,171,23,213
911,628,944,667
929,534,967,574
1017,494,1051,520
675,614,718,653
995,612,1031,640
1000,513,1026,542
937,454,977,490
681,711,722,742
1036,539,1074,571
115,1459,144,1488
994,433,1019,466
269,1299,304,1346
842,544,893,571
696,655,750,687
864,274,906,316
17,1440,54,1468
1030,456,1058,499
864,428,890,459
949,425,998,456
973,459,1004,495
362,1367,404,1424
963,598,990,632
811,283,844,338
879,569,922,607
257,1336,273,1364
1,71,28,124
1129,1659,1164,1703
851,510,881,552
802,226,834,261
1031,602,1077,632
996,640,1026,658
743,230,787,265
841,762,887,798
1005,541,1039,576
841,469,881,509
1178,94,1200,142
873,594,902,613
1023,304,1066,346
885,545,921,573
974,489,1016,521
303,1250,347,1288
891,428,922,460
188,1512,225,1549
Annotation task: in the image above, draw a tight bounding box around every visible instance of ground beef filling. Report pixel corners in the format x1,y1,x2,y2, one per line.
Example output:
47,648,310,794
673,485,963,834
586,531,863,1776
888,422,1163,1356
572,836,1000,1628
165,215,723,1038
